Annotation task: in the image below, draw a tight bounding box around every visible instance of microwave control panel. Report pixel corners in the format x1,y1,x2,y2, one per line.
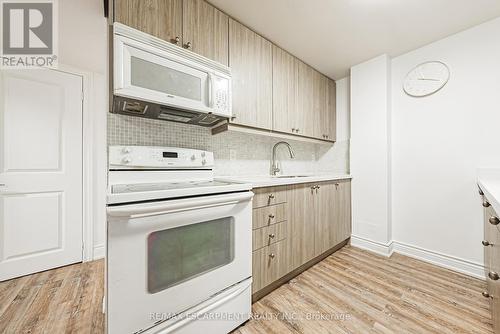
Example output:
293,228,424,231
212,75,230,115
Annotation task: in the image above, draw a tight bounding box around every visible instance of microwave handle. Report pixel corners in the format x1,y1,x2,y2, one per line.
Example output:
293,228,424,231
208,72,214,109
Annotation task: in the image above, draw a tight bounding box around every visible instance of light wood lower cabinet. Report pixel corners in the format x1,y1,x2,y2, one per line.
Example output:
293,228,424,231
252,180,352,297
289,183,316,267
252,239,288,293
480,191,500,334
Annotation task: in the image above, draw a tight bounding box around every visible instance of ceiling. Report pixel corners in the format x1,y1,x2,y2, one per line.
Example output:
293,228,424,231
209,0,500,79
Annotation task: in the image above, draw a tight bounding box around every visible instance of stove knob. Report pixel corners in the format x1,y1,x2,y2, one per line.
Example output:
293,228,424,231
122,147,131,154
202,159,207,165
122,157,132,164
201,152,206,157
191,155,196,161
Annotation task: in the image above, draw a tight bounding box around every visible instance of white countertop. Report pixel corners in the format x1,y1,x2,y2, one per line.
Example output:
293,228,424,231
218,173,352,188
477,168,500,214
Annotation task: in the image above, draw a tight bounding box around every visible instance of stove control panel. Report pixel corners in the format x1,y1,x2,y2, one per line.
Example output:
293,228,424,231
109,146,214,169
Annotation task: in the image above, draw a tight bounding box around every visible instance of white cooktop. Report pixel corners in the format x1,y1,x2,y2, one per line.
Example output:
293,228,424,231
107,146,252,205
112,180,235,194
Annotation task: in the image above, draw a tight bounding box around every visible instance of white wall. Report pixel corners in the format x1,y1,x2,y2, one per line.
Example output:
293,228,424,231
391,17,500,267
59,0,108,259
350,17,500,276
350,55,392,247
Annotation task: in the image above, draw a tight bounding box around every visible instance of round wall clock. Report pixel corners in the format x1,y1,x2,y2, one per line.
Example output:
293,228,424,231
403,61,450,97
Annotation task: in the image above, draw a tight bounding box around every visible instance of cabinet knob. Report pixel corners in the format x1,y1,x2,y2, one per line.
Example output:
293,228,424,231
482,240,492,246
269,253,275,259
269,233,275,239
268,214,275,219
489,272,499,281
489,216,499,225
483,201,491,207
184,41,192,49
172,36,180,45
482,291,493,299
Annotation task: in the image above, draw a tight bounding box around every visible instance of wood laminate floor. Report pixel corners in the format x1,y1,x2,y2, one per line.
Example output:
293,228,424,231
0,246,492,334
0,259,104,334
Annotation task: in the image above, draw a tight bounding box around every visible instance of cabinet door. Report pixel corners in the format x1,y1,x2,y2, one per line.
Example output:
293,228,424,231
289,183,316,268
326,78,337,141
484,206,495,276
272,46,298,134
229,19,273,129
182,0,229,65
314,182,335,255
297,60,315,137
115,0,182,44
252,239,288,293
332,180,352,245
312,71,327,140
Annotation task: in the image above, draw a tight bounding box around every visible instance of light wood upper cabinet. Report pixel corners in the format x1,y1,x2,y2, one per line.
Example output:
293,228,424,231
182,0,229,65
114,0,227,65
272,46,298,134
114,0,337,142
229,19,273,130
115,0,183,44
297,60,316,138
326,78,337,141
312,71,327,140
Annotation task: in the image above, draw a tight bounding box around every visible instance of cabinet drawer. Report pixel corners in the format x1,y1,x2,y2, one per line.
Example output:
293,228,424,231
484,204,500,274
252,239,288,293
252,203,286,229
252,221,287,251
253,186,287,208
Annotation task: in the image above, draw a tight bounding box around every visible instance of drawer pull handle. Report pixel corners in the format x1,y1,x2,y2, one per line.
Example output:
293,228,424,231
482,240,493,246
269,253,275,259
482,291,493,299
488,272,499,281
489,216,499,225
268,214,275,219
269,194,275,199
483,201,491,207
269,233,275,239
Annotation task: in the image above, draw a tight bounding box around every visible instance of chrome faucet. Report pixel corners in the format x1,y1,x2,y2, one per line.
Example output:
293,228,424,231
271,141,296,176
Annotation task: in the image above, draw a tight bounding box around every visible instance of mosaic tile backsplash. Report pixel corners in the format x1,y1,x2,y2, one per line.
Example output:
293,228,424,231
107,113,349,176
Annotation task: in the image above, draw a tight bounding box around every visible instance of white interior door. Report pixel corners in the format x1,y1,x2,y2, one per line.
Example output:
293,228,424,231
0,69,83,281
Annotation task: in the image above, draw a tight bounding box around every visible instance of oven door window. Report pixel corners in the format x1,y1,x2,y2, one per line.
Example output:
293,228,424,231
147,217,234,294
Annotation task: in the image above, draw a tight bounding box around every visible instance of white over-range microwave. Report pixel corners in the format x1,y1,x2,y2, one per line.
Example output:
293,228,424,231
111,23,232,126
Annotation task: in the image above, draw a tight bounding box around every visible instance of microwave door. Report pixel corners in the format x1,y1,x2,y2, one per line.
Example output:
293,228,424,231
116,42,212,113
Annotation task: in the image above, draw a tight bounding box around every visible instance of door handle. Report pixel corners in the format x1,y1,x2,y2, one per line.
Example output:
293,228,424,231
207,72,214,108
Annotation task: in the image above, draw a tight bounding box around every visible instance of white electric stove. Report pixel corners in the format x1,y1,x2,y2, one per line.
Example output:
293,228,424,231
106,146,253,334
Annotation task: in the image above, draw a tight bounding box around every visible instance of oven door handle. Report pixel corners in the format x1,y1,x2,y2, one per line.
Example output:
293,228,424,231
107,191,253,218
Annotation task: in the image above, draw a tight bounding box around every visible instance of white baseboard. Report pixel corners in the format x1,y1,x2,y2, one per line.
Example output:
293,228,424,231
350,236,485,279
391,241,485,279
350,235,393,257
93,244,105,260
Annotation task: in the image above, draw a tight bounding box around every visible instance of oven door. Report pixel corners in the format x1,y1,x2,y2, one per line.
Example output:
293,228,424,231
106,191,253,334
